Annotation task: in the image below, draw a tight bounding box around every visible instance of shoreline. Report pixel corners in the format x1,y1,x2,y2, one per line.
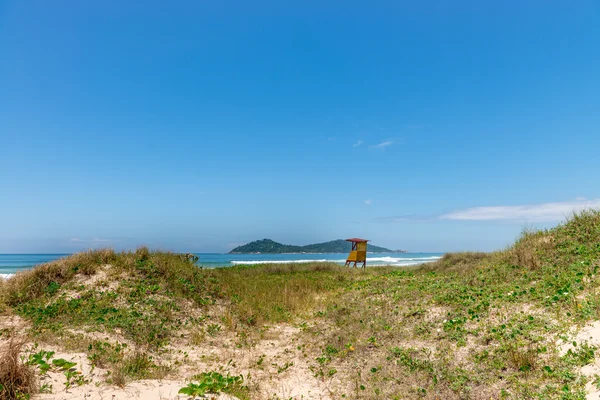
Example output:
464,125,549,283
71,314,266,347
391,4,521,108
0,253,443,278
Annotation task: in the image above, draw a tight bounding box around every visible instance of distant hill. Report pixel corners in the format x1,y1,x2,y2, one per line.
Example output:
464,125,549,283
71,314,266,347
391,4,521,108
228,239,403,254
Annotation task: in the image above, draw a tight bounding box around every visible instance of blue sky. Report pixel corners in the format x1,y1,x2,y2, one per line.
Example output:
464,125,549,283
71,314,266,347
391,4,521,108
1,1,599,253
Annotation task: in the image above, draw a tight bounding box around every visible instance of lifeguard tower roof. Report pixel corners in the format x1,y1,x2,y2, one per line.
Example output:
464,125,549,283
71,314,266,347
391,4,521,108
346,238,369,243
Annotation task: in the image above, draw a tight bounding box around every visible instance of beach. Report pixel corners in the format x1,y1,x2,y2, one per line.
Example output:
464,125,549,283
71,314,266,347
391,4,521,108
2,212,600,399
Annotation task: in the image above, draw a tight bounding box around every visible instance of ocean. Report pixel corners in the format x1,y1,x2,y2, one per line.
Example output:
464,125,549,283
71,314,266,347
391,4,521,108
0,252,443,278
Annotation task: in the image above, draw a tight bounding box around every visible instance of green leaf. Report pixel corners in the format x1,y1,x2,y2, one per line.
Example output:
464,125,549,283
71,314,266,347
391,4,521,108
52,359,77,370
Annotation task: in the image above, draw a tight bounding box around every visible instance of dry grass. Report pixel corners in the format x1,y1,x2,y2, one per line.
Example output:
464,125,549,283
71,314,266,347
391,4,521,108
0,340,36,400
506,229,551,270
507,345,539,373
419,251,489,273
3,248,116,306
210,263,386,326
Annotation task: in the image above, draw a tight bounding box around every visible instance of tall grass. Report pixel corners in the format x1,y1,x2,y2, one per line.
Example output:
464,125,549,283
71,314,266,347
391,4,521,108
3,249,117,305
209,263,382,325
418,251,489,273
0,340,36,400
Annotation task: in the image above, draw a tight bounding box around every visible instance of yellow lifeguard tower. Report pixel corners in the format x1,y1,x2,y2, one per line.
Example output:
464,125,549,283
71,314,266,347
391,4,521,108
344,238,368,268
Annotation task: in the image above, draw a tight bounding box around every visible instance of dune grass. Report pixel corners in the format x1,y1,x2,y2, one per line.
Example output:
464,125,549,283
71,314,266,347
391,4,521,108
1,210,600,398
2,249,117,307
210,263,392,326
0,340,37,400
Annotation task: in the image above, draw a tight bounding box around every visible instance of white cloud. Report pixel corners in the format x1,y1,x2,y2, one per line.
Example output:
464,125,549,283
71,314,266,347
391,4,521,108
373,214,432,223
440,199,600,222
364,199,372,206
353,140,363,147
70,237,113,243
371,140,393,149
91,238,112,242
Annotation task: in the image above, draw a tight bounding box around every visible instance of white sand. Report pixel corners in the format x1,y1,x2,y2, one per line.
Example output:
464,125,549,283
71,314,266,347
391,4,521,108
558,320,600,399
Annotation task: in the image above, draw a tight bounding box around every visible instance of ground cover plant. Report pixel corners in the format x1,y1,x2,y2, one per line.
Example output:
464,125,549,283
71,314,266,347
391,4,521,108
178,371,245,397
0,210,599,398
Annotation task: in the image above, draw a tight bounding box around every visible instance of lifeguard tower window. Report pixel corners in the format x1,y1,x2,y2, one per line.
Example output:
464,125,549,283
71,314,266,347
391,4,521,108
344,238,368,268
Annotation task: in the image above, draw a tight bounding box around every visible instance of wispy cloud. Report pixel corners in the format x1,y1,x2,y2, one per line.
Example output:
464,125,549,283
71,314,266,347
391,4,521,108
371,140,393,149
374,214,433,223
70,237,114,243
353,140,363,147
374,198,600,224
440,198,600,222
364,199,372,206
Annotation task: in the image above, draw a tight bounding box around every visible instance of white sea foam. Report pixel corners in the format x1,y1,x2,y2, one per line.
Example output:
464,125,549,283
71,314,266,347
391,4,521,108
366,256,441,263
231,255,441,266
389,261,430,266
0,274,14,279
231,259,329,265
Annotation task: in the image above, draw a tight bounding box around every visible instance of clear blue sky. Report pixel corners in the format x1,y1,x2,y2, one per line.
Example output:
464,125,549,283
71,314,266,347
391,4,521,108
1,1,599,253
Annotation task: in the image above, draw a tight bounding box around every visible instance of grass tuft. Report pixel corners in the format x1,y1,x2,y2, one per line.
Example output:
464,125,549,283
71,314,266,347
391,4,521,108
419,251,489,272
0,340,37,400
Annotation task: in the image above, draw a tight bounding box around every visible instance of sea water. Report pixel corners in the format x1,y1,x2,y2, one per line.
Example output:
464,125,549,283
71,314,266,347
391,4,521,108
0,252,443,278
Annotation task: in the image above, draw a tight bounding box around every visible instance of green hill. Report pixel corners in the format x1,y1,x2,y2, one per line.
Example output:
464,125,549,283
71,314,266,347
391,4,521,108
228,238,397,254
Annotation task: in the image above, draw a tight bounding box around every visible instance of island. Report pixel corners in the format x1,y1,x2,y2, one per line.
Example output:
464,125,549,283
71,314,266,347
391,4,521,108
228,238,407,254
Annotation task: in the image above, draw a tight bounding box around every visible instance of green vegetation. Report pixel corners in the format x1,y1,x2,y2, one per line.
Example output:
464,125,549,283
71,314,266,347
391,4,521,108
229,238,398,253
5,249,219,350
1,210,600,398
178,372,245,397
